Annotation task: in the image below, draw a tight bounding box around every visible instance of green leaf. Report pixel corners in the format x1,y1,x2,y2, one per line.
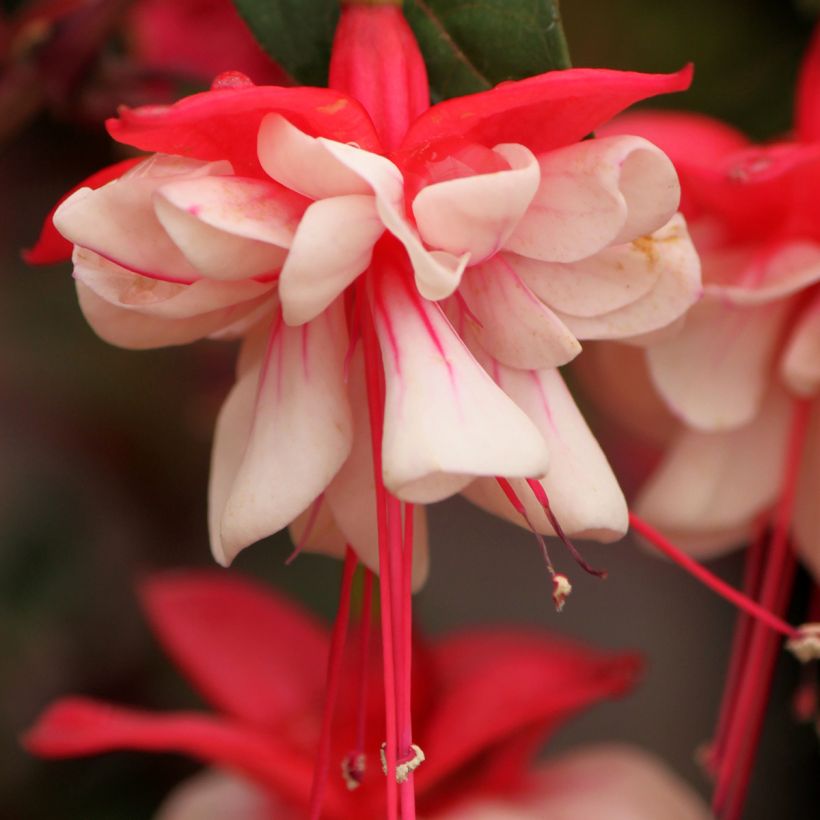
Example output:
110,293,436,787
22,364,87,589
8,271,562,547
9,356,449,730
232,0,339,86
403,0,572,99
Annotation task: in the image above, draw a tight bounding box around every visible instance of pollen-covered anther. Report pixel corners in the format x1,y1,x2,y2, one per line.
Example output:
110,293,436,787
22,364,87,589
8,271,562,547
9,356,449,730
552,573,572,612
786,623,820,663
341,752,366,791
380,742,426,783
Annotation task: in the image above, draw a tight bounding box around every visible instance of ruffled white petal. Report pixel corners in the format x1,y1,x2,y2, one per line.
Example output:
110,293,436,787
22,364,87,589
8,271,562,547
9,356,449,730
54,155,230,281
212,305,353,565
794,405,820,581
154,175,304,280
319,139,469,300
781,290,820,397
504,135,680,263
373,273,549,504
635,388,790,551
462,362,627,542
278,194,383,325
257,113,371,199
456,256,581,370
412,143,540,263
647,295,790,431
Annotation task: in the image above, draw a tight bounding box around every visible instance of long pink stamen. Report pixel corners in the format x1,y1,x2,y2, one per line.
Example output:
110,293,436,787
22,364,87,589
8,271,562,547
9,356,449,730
360,286,399,820
628,513,800,640
355,570,374,759
495,477,557,576
399,502,417,820
308,547,358,820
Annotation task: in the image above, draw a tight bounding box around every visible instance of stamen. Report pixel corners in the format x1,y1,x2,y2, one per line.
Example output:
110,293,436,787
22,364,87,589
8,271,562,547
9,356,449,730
628,513,800,640
525,479,608,578
341,753,366,791
380,742,426,783
787,624,820,663
552,573,572,612
307,547,358,820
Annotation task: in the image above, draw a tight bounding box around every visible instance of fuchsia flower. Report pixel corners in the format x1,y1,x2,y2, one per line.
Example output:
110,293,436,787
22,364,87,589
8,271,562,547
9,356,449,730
24,571,710,820
27,4,703,815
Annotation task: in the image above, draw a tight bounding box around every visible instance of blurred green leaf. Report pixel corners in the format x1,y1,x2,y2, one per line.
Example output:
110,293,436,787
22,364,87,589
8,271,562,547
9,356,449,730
404,0,572,99
231,0,339,85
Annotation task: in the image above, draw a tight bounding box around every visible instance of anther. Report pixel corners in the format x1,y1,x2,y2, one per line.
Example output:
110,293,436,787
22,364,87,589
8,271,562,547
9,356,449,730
341,752,366,791
786,623,820,663
552,573,572,612
380,742,425,783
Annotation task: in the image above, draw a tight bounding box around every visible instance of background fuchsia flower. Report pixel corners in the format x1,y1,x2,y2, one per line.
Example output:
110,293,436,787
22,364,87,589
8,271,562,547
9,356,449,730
23,571,710,820
28,7,700,585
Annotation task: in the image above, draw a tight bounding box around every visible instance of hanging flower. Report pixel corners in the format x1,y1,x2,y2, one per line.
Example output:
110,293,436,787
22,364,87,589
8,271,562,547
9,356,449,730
23,571,709,820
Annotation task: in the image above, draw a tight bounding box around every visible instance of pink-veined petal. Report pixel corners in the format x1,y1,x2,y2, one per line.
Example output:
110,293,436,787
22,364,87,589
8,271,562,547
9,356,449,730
54,155,231,282
457,256,581,370
108,85,381,177
635,389,790,556
287,497,349,563
74,252,270,350
794,405,820,580
278,194,383,325
324,351,430,589
505,135,679,263
526,214,701,341
412,143,540,263
400,66,693,158
525,745,711,820
139,572,329,728
647,294,790,431
372,271,549,503
214,306,353,565
781,290,820,397
23,699,320,812
257,113,373,199
320,139,469,300
154,175,306,280
462,362,628,542
156,772,283,820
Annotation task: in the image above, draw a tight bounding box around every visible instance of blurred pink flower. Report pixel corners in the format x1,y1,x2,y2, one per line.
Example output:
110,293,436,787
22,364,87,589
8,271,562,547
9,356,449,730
24,571,708,820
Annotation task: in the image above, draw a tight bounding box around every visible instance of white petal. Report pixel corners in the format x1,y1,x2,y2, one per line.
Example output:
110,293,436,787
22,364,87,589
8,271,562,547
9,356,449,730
647,294,790,431
504,135,680,263
412,143,540,263
287,497,348,562
279,194,383,325
156,771,279,820
635,388,790,543
324,351,430,589
462,363,627,542
794,405,820,581
154,176,304,280
373,273,549,503
457,256,581,370
55,155,230,281
257,113,371,199
548,215,702,341
781,290,820,397
319,139,469,300
215,305,353,564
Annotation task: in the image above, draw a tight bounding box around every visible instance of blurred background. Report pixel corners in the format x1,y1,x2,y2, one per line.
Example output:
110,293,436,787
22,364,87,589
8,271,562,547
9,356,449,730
1,0,819,817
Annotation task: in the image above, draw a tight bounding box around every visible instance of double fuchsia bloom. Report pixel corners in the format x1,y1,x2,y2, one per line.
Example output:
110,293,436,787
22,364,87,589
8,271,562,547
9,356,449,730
28,4,701,816
24,571,711,820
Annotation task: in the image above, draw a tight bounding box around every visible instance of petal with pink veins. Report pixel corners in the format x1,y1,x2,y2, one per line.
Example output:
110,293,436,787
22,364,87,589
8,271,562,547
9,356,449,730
412,143,540,264
74,251,271,349
54,155,231,282
781,290,820,397
458,256,581,370
324,351,430,589
257,113,372,199
635,388,790,553
647,294,790,431
154,175,306,280
212,305,353,565
504,135,679,263
517,214,701,342
156,771,283,820
462,362,627,542
794,405,820,580
319,139,470,300
373,272,549,503
278,194,384,325
287,497,349,563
